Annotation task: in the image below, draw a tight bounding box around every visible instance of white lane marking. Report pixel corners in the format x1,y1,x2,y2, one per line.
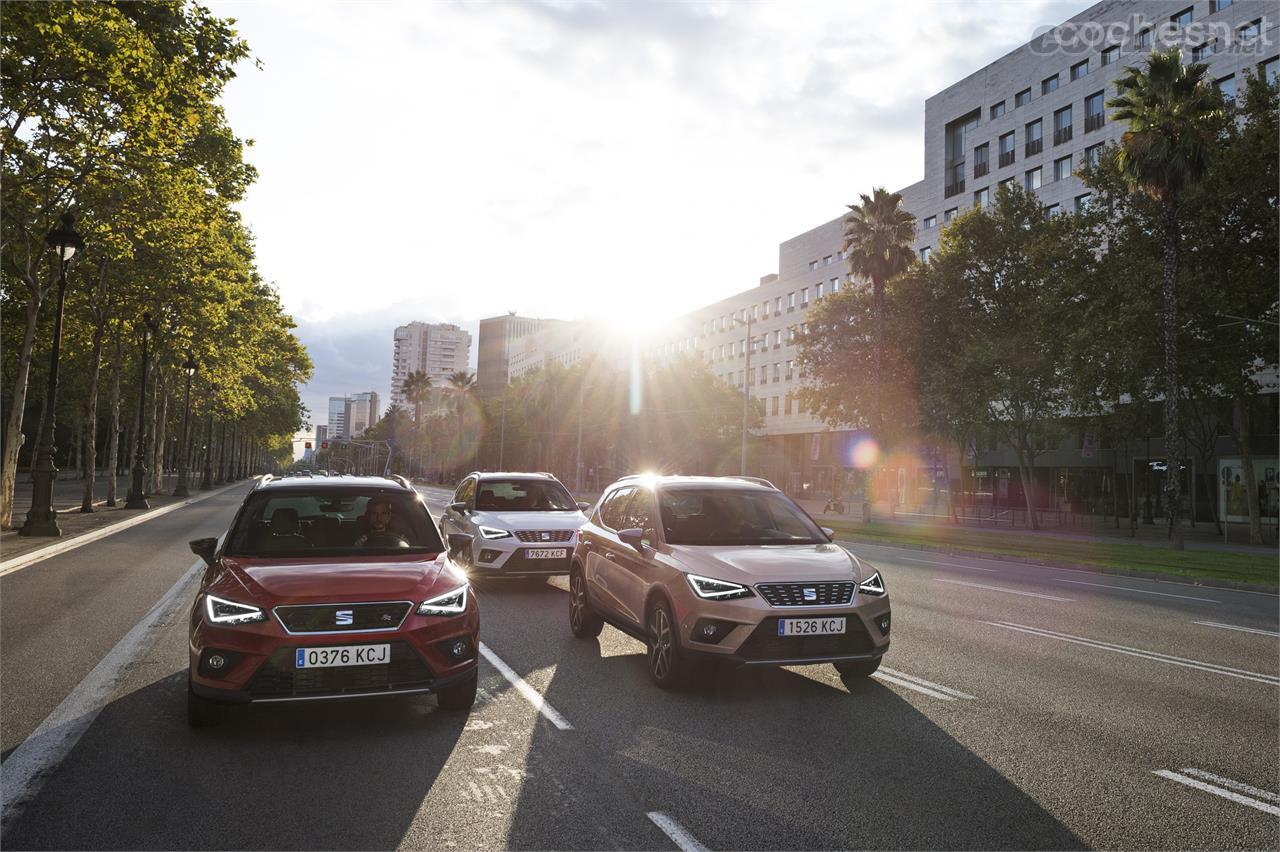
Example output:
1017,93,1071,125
647,812,710,852
1052,578,1220,603
935,577,1073,601
0,481,242,577
983,621,1280,686
870,671,956,701
477,642,574,731
1180,768,1280,803
1153,770,1280,816
0,557,205,831
1194,621,1280,638
866,553,997,573
879,666,977,700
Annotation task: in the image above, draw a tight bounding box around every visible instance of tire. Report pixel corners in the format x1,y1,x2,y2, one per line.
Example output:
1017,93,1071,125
436,669,478,711
833,657,882,679
187,681,226,727
568,567,604,638
646,598,687,690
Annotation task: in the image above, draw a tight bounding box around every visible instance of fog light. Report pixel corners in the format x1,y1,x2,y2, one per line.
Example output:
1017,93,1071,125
207,654,227,671
198,648,240,678
437,636,475,662
691,618,736,645
478,549,501,563
876,613,891,635
451,640,468,657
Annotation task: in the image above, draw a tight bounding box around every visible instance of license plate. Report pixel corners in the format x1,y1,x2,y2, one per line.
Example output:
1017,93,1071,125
526,548,567,559
778,617,846,637
295,644,390,669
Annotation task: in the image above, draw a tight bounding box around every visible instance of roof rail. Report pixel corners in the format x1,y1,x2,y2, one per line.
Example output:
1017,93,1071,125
386,474,411,489
730,476,777,489
253,474,274,490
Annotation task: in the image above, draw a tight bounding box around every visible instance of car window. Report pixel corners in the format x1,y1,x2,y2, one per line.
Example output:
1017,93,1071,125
475,478,576,511
622,489,659,547
453,478,471,504
658,488,826,546
599,486,635,531
225,489,445,557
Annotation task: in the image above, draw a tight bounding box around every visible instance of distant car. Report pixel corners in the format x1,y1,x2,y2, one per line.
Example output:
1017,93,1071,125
568,475,890,688
439,472,589,577
185,475,479,725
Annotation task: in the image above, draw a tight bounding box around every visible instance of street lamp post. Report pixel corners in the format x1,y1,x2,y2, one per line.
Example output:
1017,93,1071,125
734,311,754,477
125,313,159,509
200,382,218,490
19,212,85,537
173,352,197,498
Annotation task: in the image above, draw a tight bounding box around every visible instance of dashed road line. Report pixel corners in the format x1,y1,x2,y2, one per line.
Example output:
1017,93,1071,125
983,621,1280,686
878,666,977,700
478,642,574,730
1193,621,1280,638
1179,768,1280,803
647,812,710,852
871,671,957,700
1153,769,1280,816
936,577,1074,601
1051,578,1220,603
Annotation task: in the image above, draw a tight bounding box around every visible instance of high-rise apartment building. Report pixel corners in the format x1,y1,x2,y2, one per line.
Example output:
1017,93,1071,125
476,313,560,397
327,392,380,439
390,322,472,407
327,396,348,440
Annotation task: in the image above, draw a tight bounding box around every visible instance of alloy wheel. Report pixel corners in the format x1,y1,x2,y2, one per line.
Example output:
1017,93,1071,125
649,606,672,680
570,573,585,630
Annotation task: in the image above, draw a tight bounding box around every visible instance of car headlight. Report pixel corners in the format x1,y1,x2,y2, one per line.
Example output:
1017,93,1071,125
477,525,512,540
418,585,469,615
204,594,267,625
686,574,754,600
858,571,886,596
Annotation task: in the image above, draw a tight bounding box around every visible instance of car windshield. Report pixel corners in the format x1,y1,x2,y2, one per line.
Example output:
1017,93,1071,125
225,489,444,557
658,488,828,546
475,479,577,512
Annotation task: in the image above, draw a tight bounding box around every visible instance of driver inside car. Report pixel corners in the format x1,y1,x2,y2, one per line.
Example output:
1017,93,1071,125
353,496,408,548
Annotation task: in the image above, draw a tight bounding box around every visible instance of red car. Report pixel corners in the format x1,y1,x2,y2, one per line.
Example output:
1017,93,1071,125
186,475,479,726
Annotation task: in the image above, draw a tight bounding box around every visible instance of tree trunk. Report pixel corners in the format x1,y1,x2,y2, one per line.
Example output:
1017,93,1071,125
1233,397,1263,545
104,320,122,506
1201,465,1222,537
1016,443,1040,531
1,265,48,528
1160,196,1185,549
146,371,161,495
81,303,107,512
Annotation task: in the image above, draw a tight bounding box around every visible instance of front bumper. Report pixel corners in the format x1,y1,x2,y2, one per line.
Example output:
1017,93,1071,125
471,536,573,576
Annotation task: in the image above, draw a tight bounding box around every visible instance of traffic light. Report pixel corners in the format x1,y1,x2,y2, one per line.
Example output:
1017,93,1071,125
321,441,329,449
305,441,312,449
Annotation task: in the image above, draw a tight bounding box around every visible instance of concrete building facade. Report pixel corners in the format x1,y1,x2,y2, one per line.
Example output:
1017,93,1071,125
476,314,560,397
390,322,471,407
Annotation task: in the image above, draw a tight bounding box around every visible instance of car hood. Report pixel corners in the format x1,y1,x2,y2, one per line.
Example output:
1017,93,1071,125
472,510,586,530
215,554,454,603
671,542,861,584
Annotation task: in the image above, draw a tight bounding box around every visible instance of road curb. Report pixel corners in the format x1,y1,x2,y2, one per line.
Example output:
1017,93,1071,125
834,533,1280,596
0,480,249,577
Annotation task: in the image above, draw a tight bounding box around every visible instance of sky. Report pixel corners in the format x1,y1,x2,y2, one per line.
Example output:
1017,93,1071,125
207,0,1091,440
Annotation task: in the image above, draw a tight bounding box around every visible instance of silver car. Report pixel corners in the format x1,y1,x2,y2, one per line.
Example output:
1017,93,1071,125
440,472,589,577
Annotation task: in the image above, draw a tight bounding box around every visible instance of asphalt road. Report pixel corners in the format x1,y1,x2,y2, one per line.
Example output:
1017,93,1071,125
1,482,1276,850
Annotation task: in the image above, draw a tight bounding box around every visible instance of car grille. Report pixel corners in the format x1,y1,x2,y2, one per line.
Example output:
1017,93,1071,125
274,601,411,634
736,618,875,662
514,530,574,542
246,641,434,698
755,582,855,607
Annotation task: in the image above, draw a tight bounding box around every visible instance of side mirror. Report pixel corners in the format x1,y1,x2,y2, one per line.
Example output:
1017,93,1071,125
446,533,474,564
449,501,468,514
821,526,835,540
189,537,218,567
618,528,646,553
576,501,591,511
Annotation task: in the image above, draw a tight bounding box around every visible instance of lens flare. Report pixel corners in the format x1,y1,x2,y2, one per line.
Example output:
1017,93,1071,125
851,437,880,470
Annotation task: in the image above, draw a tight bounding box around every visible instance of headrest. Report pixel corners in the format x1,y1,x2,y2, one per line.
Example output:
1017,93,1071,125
270,507,300,535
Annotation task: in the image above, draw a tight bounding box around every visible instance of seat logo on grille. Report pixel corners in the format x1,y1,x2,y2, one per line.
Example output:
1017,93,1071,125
541,532,550,541
803,588,817,601
335,610,354,626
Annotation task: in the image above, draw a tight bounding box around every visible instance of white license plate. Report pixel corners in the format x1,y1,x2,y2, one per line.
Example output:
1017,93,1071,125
295,644,390,669
525,548,567,559
778,617,846,637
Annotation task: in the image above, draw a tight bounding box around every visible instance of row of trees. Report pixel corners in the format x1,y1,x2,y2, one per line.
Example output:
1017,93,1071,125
799,53,1277,544
1,2,312,527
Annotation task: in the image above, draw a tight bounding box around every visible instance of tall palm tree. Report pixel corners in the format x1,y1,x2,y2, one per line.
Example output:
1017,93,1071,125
842,187,917,425
399,370,432,477
447,371,477,476
1108,48,1222,548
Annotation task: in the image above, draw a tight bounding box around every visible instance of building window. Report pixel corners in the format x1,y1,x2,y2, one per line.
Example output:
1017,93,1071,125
801,287,809,305
1136,28,1152,50
786,360,794,380
1053,105,1073,144
816,282,824,299
1084,90,1106,132
1191,40,1218,61
1025,119,1043,156
730,341,736,357
944,207,958,223
1071,59,1089,80
773,363,780,382
1015,88,1031,108
1075,193,1092,212
774,330,782,348
808,260,818,271
999,176,1015,191
831,277,840,293
923,214,937,229
1044,203,1062,218
920,246,932,262
787,292,796,310
944,110,979,197
1217,75,1236,100
771,396,779,416
1101,45,1119,66
998,130,1016,167
1240,19,1262,41
784,395,793,415
973,142,989,178
1083,143,1104,168
774,296,782,315
1210,0,1232,12
1170,7,1193,27
1262,57,1279,84
738,371,744,387
973,187,989,208
991,101,1006,119
1025,167,1042,190
1041,74,1059,95
1054,155,1072,181
823,254,832,265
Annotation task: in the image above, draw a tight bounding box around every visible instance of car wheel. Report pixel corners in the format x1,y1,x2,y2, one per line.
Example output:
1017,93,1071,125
436,669,478,711
646,598,687,689
187,680,226,727
833,657,882,679
568,567,603,638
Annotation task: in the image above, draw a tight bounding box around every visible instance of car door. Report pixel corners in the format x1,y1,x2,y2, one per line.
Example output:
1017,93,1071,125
584,486,635,622
611,487,661,625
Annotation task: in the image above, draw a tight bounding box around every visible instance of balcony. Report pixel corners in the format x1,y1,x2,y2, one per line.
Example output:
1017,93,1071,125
998,150,1016,168
1025,138,1043,157
1085,112,1105,133
1053,126,1074,145
974,161,989,178
944,179,966,198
